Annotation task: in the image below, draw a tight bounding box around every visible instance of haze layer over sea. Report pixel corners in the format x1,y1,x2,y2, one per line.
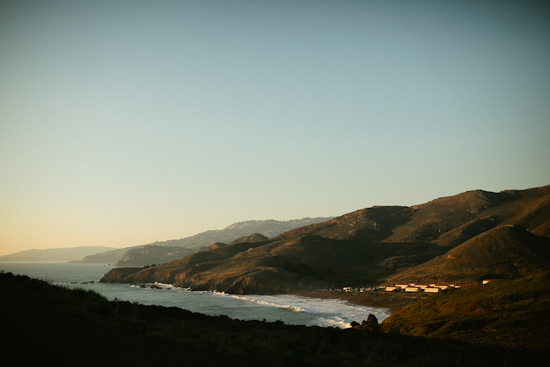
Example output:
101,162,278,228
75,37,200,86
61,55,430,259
0,262,390,328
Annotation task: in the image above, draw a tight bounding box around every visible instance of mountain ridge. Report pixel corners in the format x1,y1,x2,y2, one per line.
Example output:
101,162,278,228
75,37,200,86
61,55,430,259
101,185,550,294
78,217,334,265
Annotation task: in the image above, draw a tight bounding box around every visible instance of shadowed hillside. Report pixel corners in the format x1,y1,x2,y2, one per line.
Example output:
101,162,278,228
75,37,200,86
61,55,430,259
102,185,550,293
384,225,550,284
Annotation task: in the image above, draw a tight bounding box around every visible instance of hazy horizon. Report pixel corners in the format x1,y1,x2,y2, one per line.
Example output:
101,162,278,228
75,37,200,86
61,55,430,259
1,0,549,256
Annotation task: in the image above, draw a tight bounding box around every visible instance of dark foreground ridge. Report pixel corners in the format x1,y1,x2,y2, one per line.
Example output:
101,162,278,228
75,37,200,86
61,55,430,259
1,271,548,367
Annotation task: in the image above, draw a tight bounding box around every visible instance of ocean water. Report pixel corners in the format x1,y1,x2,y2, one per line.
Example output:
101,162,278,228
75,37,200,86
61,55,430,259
0,262,390,328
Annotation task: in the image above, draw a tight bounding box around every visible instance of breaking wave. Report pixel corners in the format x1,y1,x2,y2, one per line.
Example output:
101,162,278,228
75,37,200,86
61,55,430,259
224,294,307,313
0,262,391,329
211,292,390,328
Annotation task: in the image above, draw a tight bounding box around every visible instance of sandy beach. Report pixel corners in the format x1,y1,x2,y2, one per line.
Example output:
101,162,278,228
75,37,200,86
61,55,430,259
291,289,428,313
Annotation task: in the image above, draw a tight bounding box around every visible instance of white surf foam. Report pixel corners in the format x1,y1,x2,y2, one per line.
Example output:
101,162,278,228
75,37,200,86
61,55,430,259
226,294,307,312
122,283,390,328
212,292,390,328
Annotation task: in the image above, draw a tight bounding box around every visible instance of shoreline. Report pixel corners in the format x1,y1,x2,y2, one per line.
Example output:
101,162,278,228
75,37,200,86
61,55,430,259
290,289,428,313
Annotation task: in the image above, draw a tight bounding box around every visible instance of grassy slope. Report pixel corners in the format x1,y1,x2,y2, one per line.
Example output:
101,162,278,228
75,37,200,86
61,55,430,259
381,271,550,350
102,185,550,292
384,226,550,284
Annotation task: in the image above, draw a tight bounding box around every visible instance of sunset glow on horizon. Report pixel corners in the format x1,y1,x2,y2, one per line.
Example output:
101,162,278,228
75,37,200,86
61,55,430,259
1,0,549,256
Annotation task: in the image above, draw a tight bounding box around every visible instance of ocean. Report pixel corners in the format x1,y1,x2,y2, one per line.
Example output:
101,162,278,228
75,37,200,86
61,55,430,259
0,261,390,328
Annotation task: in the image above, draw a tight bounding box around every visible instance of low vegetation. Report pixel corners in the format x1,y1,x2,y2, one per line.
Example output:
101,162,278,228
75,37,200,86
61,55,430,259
2,271,548,366
381,271,550,350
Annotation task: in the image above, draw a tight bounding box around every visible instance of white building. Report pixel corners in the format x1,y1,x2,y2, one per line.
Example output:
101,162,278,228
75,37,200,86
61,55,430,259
424,287,440,293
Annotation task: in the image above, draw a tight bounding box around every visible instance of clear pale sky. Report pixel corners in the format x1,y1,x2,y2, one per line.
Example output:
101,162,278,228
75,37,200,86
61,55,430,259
1,0,549,256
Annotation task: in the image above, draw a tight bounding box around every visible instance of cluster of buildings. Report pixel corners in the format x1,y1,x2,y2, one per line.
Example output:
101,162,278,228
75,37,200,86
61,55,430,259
334,279,497,294
384,283,462,293
384,279,496,293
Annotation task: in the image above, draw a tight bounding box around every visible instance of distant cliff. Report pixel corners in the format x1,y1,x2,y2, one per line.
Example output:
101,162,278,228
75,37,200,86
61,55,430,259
0,246,117,262
75,248,134,264
80,217,333,266
115,246,195,267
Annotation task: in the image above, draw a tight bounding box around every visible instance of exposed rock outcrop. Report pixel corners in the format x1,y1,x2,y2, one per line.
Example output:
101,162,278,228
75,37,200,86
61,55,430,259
205,243,228,252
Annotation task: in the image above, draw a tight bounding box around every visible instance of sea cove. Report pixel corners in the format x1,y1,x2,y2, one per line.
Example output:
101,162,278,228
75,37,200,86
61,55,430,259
0,262,389,328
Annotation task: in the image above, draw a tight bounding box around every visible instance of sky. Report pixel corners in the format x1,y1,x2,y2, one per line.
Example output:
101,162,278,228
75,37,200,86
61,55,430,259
1,0,549,256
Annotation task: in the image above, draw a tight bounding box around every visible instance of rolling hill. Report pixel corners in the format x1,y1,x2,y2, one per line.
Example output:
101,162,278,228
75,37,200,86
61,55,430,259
384,225,550,284
78,217,333,266
102,185,550,293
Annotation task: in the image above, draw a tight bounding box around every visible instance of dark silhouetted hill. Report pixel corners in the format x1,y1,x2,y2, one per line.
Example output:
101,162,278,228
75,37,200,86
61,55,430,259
3,271,548,366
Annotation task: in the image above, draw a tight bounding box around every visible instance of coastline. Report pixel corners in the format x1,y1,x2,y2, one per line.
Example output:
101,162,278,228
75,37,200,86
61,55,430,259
290,289,428,313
